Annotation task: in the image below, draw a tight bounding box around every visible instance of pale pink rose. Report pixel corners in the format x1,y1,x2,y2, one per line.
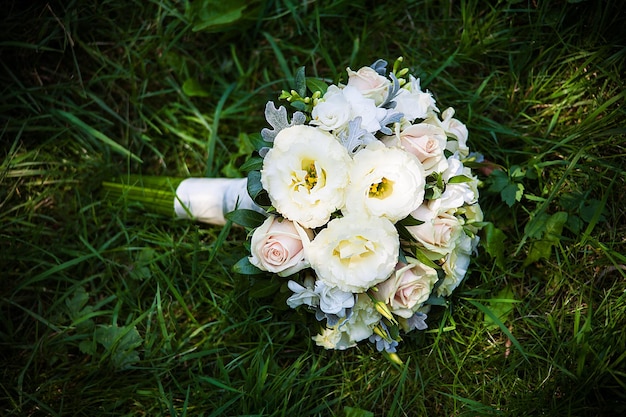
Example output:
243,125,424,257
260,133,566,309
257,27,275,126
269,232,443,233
398,123,448,174
346,66,390,105
249,216,313,276
374,259,438,318
406,211,463,258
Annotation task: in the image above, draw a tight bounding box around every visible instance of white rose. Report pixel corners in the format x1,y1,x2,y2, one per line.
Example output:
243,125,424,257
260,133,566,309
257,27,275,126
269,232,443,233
346,66,391,105
308,214,399,293
344,141,426,223
249,215,314,276
394,75,438,123
261,125,352,228
374,258,439,318
406,211,463,258
396,123,448,174
310,85,352,131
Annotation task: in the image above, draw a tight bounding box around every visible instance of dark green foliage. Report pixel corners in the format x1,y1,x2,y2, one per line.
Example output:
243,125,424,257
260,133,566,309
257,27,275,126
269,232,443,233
1,0,625,415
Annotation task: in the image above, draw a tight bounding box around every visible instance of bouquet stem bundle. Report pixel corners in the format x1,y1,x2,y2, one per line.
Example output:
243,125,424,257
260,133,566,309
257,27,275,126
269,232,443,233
102,175,183,217
102,175,262,225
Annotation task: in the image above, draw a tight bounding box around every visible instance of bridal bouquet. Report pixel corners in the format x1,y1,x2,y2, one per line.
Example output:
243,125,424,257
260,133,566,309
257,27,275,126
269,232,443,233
104,58,484,359
232,58,484,356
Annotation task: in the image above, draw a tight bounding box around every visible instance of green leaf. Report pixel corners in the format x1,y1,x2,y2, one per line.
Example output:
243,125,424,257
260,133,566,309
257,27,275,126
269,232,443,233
580,199,607,223
306,77,328,95
294,66,306,97
483,286,517,330
225,208,267,228
487,169,509,193
397,215,424,227
468,300,528,362
412,248,440,269
448,174,474,184
233,257,264,275
55,110,142,162
249,278,282,298
247,170,264,199
500,182,524,207
249,132,270,152
238,156,263,172
65,286,92,320
344,406,374,417
187,0,250,32
95,324,143,370
182,78,210,97
524,211,568,265
247,170,271,207
482,222,507,269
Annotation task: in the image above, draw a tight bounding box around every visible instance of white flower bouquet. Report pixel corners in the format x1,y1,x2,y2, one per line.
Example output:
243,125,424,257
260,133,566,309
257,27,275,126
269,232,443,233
103,58,484,360
232,58,484,358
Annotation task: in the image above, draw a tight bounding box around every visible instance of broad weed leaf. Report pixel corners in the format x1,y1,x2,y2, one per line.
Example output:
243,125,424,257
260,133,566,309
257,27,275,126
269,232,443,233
95,324,143,370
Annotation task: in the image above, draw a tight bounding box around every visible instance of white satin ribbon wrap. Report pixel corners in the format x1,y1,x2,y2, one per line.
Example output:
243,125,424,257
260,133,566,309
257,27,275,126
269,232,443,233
174,178,264,225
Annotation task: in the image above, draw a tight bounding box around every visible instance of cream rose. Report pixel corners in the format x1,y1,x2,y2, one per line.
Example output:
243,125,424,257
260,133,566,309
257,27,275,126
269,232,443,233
249,215,314,277
347,66,390,105
397,123,448,175
308,214,399,293
344,141,426,223
406,210,463,258
425,107,469,157
374,258,438,318
260,125,352,228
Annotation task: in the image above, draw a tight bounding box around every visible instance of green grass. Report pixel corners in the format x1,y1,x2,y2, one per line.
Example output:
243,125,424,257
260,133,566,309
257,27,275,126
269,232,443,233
2,0,625,415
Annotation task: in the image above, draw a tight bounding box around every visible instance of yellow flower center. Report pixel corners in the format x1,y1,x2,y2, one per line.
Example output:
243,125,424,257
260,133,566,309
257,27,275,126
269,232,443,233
368,177,394,199
304,161,318,189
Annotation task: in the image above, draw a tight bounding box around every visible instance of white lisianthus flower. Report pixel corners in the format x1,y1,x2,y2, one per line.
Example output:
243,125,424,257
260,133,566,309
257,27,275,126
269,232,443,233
344,141,425,223
374,258,439,318
313,293,381,350
308,214,399,293
260,125,352,228
406,210,463,258
249,215,314,277
347,66,391,106
391,123,449,175
394,75,438,123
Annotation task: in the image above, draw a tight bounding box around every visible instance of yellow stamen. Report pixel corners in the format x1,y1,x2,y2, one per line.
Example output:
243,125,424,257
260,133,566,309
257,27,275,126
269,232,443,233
369,177,394,199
